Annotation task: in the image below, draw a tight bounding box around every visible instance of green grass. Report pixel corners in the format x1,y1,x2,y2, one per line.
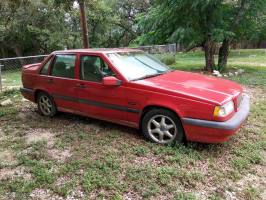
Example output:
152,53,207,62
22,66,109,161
1,70,21,89
172,49,266,69
0,49,265,199
171,49,266,88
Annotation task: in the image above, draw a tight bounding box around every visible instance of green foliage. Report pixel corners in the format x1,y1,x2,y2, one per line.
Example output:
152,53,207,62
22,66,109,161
174,192,196,200
131,146,149,156
157,166,176,185
8,178,36,197
83,156,122,192
0,1,80,56
87,0,149,48
243,186,260,200
137,0,266,70
137,0,266,47
157,54,176,65
0,0,150,57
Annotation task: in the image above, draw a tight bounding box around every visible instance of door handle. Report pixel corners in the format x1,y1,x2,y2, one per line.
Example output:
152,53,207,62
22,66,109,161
47,78,53,83
75,83,87,89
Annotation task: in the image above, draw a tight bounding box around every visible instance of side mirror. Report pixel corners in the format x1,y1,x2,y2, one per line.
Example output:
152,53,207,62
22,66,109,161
102,76,121,86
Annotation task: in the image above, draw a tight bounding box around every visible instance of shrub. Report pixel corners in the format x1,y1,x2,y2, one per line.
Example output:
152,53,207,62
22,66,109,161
157,54,176,65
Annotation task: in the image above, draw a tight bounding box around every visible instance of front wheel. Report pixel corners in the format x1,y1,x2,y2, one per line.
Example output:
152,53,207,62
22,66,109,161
141,109,184,144
37,92,57,117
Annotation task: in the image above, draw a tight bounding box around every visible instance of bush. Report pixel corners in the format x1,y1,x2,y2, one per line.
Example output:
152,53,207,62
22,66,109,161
157,54,176,65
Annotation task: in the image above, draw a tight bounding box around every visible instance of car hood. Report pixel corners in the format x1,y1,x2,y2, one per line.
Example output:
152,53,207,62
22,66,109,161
136,70,242,105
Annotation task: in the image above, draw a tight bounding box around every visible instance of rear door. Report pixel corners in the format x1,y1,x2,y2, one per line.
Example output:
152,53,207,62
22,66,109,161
47,54,80,112
75,54,133,125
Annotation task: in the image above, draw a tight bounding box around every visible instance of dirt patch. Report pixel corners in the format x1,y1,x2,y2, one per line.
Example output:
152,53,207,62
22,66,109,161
47,149,72,163
0,167,32,181
132,154,163,166
89,189,110,199
30,188,84,200
234,160,266,199
123,191,142,200
66,188,85,200
244,86,266,103
0,127,5,141
25,129,55,147
29,189,63,200
55,176,72,187
0,150,17,166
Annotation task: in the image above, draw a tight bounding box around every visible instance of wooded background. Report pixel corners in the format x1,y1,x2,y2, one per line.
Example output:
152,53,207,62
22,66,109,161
1,0,266,71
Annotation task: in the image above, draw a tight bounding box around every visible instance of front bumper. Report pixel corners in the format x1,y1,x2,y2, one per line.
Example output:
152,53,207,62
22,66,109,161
181,94,250,143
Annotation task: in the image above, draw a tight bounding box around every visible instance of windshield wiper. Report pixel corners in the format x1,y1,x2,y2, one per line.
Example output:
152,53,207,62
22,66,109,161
131,72,166,81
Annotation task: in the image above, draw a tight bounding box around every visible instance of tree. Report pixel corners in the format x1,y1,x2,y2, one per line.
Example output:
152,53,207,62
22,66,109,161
217,0,266,71
137,0,266,71
0,0,149,57
0,0,82,57
137,0,224,71
82,0,149,48
79,0,89,48
54,0,90,48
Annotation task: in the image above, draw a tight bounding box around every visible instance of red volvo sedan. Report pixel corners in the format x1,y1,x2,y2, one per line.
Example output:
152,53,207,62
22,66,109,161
20,49,250,144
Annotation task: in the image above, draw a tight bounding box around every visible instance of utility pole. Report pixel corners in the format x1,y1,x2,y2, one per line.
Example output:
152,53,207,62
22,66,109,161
78,0,89,48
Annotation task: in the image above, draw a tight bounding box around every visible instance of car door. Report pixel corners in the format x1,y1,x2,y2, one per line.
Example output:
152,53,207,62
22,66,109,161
76,54,131,125
46,54,80,113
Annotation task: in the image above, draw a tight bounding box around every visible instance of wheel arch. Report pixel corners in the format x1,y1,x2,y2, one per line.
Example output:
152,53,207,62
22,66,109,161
34,89,50,103
139,104,183,128
139,104,187,143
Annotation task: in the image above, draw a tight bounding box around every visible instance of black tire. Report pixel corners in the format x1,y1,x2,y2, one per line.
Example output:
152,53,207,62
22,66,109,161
37,92,57,117
141,108,184,144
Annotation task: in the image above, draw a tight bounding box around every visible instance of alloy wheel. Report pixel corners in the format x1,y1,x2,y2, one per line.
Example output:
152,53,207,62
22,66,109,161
147,114,177,144
39,95,53,116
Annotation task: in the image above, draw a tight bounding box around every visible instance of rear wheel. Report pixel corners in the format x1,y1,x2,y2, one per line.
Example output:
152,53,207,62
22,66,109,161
37,92,57,117
141,109,184,144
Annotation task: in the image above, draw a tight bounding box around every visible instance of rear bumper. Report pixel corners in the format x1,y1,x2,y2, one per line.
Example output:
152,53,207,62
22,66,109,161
20,87,35,102
182,94,250,143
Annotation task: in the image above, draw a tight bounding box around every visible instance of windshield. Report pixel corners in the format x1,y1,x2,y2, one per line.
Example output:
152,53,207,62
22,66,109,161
106,52,170,81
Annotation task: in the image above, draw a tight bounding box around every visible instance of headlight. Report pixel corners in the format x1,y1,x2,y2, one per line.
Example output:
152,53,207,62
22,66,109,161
214,100,234,117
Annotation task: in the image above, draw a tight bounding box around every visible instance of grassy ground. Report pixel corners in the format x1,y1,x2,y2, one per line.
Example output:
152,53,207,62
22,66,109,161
0,49,265,199
171,49,266,89
1,70,21,90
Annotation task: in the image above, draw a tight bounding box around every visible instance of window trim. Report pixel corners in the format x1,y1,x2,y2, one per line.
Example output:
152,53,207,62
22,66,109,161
39,55,54,75
50,54,77,79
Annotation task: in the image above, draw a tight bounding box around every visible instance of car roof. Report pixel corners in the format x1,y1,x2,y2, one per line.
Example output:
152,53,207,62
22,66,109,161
52,48,143,54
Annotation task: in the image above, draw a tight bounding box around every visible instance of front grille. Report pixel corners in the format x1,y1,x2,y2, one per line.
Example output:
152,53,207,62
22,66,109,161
237,93,243,108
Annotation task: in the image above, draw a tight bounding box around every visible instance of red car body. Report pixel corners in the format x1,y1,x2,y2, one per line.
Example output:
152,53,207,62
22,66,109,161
20,49,250,143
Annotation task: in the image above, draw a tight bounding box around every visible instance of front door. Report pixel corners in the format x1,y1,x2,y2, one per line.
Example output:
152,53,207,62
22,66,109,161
76,54,131,125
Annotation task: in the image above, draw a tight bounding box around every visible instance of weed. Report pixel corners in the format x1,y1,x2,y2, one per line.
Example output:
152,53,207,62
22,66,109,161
131,146,149,156
243,186,260,200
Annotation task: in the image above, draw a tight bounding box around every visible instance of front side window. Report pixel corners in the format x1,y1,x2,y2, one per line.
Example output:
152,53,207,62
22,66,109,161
51,55,76,78
40,57,52,75
80,55,115,82
106,52,170,81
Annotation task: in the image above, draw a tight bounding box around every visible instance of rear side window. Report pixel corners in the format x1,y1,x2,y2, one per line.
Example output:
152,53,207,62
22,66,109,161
40,57,52,75
51,55,76,78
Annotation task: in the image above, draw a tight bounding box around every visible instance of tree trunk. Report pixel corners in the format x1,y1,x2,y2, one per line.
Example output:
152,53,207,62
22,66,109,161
14,46,23,57
0,46,6,58
13,46,26,66
218,39,230,71
78,0,89,48
204,37,216,71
